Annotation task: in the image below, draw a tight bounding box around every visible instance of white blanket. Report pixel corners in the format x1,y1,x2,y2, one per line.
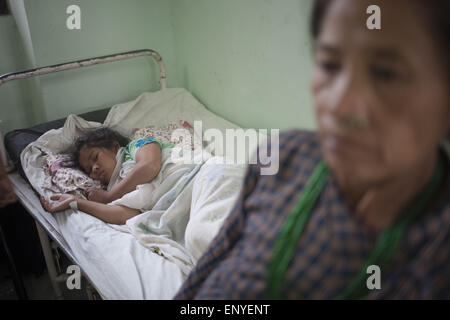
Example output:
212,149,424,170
111,151,245,272
21,88,246,299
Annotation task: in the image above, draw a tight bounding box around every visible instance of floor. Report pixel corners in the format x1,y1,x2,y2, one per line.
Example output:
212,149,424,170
0,246,90,300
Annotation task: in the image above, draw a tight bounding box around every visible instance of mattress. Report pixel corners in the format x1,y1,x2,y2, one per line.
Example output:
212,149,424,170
8,172,185,299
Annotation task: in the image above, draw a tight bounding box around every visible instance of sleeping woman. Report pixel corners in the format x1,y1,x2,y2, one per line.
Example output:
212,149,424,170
40,128,173,225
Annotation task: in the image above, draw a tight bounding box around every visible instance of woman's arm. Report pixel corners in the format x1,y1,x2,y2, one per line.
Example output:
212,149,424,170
40,194,140,225
88,142,162,203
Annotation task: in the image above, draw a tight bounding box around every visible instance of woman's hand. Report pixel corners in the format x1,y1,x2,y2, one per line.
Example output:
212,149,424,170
40,194,78,213
86,188,111,204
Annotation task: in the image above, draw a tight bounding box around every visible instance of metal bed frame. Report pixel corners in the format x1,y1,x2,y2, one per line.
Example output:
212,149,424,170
0,49,167,299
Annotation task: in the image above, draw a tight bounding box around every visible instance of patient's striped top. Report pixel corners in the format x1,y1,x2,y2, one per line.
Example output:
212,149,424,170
124,137,174,162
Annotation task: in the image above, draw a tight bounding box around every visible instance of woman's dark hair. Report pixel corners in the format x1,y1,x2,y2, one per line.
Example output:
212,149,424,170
310,0,332,41
71,127,129,169
310,0,450,67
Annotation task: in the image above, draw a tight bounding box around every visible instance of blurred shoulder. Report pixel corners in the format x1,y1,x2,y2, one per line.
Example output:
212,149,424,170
252,129,322,179
277,129,322,167
278,129,320,153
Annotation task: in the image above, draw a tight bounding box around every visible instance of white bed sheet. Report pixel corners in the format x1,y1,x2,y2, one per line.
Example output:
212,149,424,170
55,202,186,299
20,88,247,300
10,172,184,299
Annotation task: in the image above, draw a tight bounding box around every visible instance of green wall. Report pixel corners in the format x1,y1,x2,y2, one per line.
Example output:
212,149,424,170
171,0,315,130
0,14,32,134
1,0,316,135
1,0,178,132
25,0,178,122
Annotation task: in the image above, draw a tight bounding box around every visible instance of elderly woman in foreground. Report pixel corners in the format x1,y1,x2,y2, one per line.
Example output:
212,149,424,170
175,0,449,299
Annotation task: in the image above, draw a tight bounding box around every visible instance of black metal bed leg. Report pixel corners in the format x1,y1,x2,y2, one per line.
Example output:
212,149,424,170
0,223,28,300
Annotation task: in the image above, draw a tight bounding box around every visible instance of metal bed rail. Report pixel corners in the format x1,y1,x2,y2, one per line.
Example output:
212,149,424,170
0,49,167,89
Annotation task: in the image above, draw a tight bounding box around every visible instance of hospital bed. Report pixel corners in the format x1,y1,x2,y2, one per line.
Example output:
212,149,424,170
0,49,245,299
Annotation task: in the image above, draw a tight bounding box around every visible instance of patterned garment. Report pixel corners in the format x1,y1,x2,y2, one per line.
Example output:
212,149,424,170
124,137,174,162
175,130,450,299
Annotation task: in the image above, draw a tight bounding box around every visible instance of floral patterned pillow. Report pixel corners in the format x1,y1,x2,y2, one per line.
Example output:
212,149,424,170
42,153,103,199
131,120,202,150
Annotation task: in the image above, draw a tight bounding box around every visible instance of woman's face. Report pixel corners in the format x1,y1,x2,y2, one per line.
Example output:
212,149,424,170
312,0,449,189
78,144,119,185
